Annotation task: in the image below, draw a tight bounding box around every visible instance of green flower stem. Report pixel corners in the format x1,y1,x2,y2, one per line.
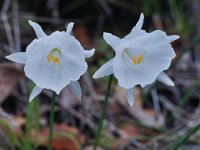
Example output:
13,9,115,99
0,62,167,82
48,92,57,150
93,75,114,150
166,123,200,150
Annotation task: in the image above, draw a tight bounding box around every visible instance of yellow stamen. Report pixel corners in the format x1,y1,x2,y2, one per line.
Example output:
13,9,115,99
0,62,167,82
132,56,137,65
47,48,61,65
138,54,143,64
47,55,60,65
47,54,52,64
132,54,143,65
53,57,59,65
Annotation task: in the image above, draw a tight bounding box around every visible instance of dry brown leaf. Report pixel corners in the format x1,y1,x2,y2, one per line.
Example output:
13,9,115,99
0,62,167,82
118,123,159,137
51,137,79,150
38,123,85,150
0,62,23,104
73,25,91,49
12,115,26,126
118,124,141,137
113,123,160,149
0,116,23,139
114,85,160,126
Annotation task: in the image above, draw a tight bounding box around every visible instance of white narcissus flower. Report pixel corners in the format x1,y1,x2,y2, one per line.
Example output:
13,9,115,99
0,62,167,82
6,21,95,102
93,13,179,107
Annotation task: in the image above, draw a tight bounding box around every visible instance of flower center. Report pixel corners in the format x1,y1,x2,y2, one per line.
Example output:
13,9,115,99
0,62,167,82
47,48,61,65
132,54,143,65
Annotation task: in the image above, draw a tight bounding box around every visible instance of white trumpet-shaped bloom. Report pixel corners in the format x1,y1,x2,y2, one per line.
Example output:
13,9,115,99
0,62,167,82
6,21,95,102
93,13,179,107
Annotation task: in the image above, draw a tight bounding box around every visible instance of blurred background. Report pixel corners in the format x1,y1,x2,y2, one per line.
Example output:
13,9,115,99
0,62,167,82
0,0,200,150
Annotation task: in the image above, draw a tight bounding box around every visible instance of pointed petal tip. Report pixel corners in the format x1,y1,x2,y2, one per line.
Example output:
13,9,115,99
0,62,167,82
157,72,175,87
127,88,135,107
5,52,27,64
29,99,32,103
90,48,95,53
28,20,33,24
28,20,36,27
103,32,108,35
103,32,120,50
168,35,180,43
29,97,34,103
67,22,74,29
128,100,134,107
175,35,180,39
103,32,109,38
84,48,95,58
89,48,95,57
135,13,144,29
28,20,46,38
29,86,42,103
168,81,175,87
172,35,180,41
164,80,174,87
66,22,74,34
140,13,144,18
29,94,35,103
68,81,82,101
68,22,74,26
5,55,10,60
103,32,114,39
55,90,60,95
5,55,13,62
92,73,98,79
93,59,114,79
103,32,109,42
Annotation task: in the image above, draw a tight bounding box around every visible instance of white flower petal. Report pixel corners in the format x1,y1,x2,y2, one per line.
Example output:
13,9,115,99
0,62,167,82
142,30,176,68
59,35,87,82
24,31,87,94
157,71,174,86
93,59,113,79
113,29,177,89
66,22,74,35
127,87,135,107
68,81,82,100
103,32,120,50
113,53,147,89
167,35,180,43
123,13,146,41
134,13,144,29
84,48,95,58
6,52,27,64
29,86,42,102
28,20,46,38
